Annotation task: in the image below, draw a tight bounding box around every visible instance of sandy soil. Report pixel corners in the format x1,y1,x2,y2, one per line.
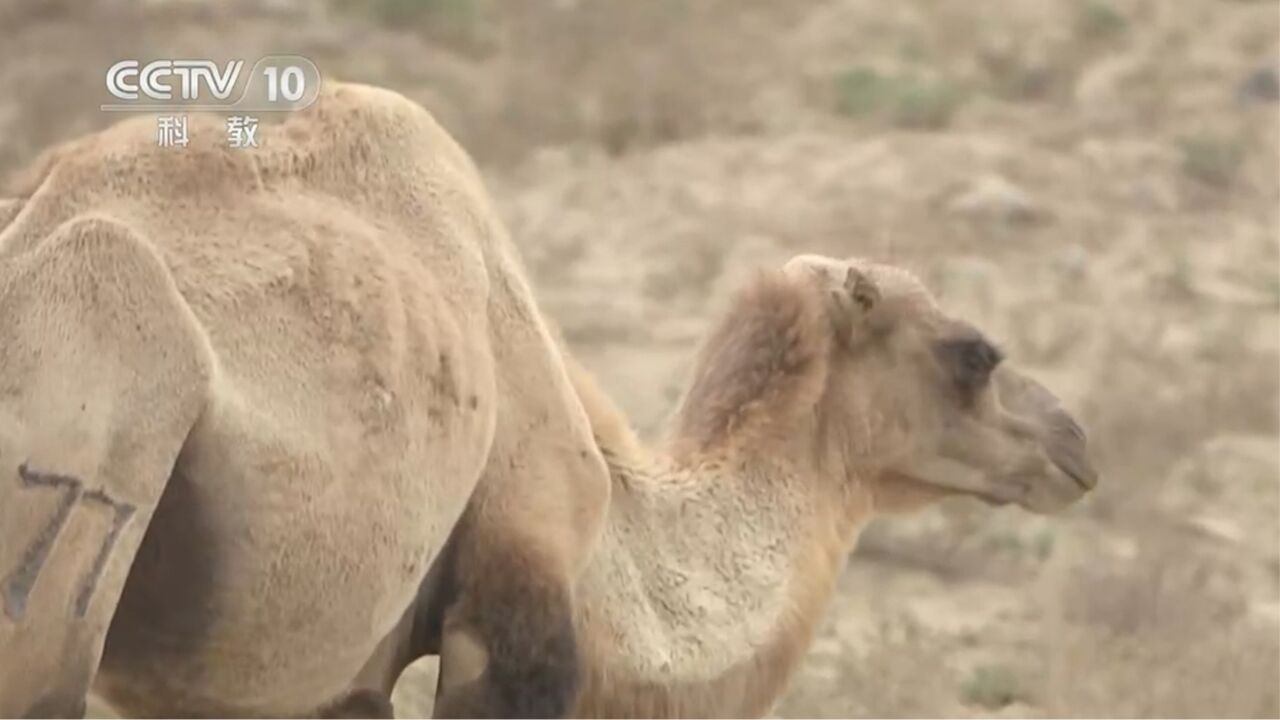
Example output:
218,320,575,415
1,0,1277,716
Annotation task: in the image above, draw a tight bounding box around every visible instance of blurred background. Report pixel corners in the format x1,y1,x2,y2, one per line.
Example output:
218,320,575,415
1,0,1277,716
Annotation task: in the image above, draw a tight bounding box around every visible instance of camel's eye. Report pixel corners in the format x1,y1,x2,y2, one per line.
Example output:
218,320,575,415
933,335,1003,402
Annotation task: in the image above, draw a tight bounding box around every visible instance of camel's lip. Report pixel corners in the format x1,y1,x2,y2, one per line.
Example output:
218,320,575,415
975,492,1013,507
1063,463,1099,491
1049,444,1099,492
967,485,1016,507
1044,411,1098,492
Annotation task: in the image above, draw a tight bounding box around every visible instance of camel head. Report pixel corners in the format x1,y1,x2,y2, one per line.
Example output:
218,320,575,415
782,254,1098,515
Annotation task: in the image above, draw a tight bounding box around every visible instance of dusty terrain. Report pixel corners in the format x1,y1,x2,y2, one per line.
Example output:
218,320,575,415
1,0,1277,716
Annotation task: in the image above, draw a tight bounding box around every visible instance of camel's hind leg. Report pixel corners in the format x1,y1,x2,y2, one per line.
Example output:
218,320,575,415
0,218,212,716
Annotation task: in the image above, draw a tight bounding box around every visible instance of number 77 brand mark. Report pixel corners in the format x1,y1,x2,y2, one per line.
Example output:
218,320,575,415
1,464,136,622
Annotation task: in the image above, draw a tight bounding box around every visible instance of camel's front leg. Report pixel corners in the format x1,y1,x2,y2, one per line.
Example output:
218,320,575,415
427,269,610,718
0,218,212,716
429,505,584,719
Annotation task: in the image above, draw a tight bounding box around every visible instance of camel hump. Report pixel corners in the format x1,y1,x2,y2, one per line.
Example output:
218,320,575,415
2,79,479,218
0,215,212,716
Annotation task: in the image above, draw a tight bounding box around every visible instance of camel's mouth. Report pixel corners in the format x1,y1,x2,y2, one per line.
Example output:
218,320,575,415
1060,461,1098,493
963,462,1093,512
885,430,1098,512
992,366,1100,506
971,488,1014,507
1000,446,1099,514
1045,413,1099,493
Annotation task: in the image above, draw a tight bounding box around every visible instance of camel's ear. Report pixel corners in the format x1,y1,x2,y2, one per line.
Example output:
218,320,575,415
826,266,881,347
782,256,883,347
835,266,880,313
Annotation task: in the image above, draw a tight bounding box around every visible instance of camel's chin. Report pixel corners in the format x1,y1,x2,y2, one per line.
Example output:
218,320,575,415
972,492,1014,508
959,471,1090,514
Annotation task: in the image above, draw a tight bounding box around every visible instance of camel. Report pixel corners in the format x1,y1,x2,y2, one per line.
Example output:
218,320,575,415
0,81,1099,718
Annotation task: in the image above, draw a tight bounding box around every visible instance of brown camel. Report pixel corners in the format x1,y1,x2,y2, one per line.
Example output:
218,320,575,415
0,81,1097,718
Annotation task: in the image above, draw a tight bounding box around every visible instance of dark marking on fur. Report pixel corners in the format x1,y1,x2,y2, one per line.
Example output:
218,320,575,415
433,351,459,405
73,489,136,618
3,464,83,621
1,464,138,622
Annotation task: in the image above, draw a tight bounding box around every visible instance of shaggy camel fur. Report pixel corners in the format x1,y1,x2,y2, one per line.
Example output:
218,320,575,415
0,82,610,718
425,256,1099,717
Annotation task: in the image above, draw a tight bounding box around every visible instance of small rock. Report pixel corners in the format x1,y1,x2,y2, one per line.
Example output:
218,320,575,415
945,174,1046,225
1185,513,1246,545
1238,66,1280,104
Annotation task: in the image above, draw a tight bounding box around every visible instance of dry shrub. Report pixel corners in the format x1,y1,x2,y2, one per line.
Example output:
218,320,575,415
777,617,963,719
1038,535,1279,718
833,66,970,130
1179,133,1248,188
1081,339,1279,526
959,662,1030,711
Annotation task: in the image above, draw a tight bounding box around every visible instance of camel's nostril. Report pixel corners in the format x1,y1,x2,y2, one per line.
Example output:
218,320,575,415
1059,413,1087,443
1039,405,1096,490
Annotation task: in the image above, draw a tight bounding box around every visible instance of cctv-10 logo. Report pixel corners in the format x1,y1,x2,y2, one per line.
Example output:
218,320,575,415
103,56,320,112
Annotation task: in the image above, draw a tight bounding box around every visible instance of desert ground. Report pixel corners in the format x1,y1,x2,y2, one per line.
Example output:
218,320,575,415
1,0,1277,716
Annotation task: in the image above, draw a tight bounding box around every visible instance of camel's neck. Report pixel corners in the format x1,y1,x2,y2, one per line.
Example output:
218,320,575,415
558,270,879,715
570,448,871,717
